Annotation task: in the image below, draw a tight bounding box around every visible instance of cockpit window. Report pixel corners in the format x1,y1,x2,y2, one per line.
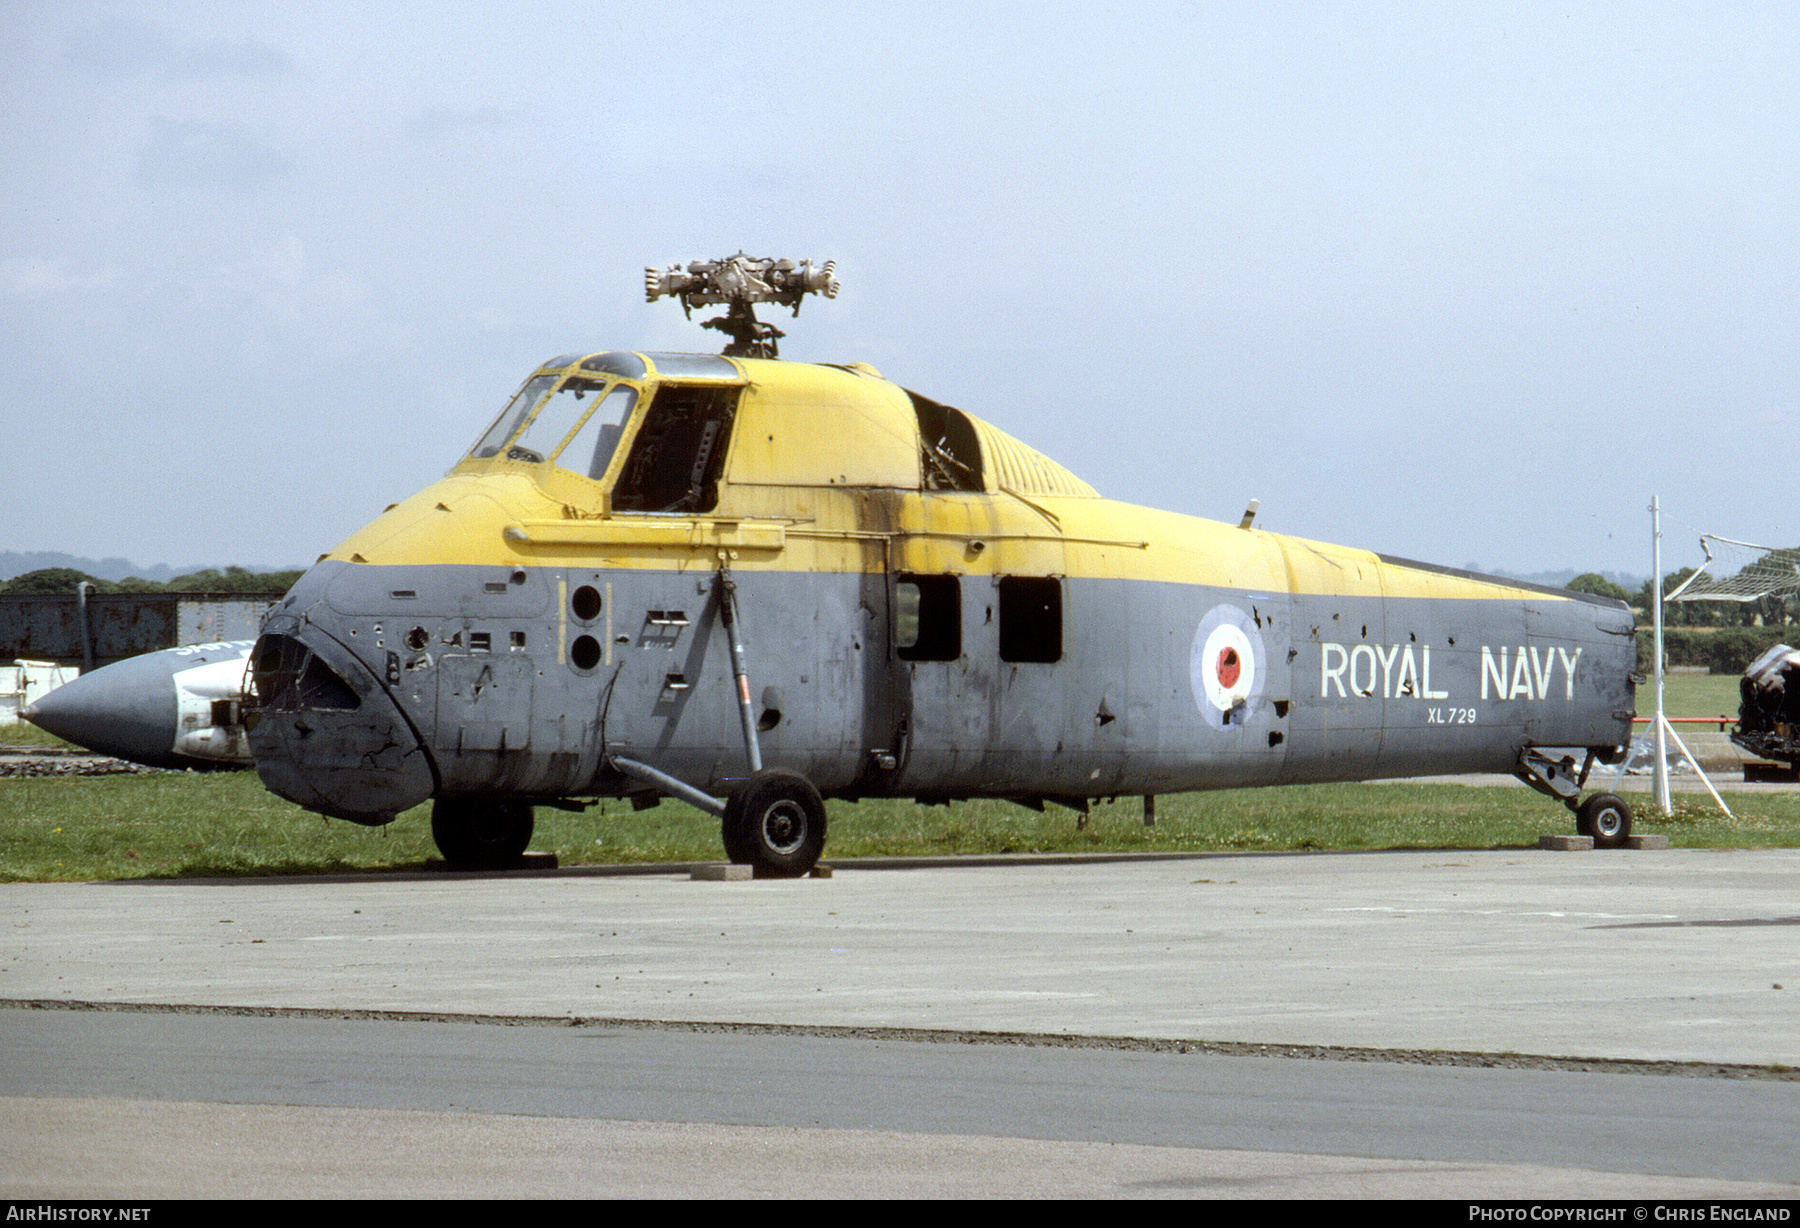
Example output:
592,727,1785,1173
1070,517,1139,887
553,384,637,480
469,374,556,459
580,351,648,379
510,377,608,463
465,373,639,481
643,353,739,380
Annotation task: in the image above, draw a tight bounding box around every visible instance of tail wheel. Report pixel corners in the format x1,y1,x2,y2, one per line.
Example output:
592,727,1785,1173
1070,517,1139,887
726,768,827,877
431,797,534,868
1575,792,1632,849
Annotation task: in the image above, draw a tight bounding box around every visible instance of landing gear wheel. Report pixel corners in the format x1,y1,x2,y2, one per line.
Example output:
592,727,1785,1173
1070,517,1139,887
720,792,752,864
1575,792,1632,849
431,797,535,868
725,768,827,877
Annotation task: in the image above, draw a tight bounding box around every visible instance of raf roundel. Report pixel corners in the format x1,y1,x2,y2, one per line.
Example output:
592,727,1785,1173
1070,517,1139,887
1190,605,1265,729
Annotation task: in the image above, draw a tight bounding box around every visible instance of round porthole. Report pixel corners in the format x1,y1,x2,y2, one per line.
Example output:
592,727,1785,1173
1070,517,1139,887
570,634,602,671
572,584,603,622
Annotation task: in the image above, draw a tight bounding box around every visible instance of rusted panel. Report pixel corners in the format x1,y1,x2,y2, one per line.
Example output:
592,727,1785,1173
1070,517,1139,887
177,597,277,645
0,594,281,668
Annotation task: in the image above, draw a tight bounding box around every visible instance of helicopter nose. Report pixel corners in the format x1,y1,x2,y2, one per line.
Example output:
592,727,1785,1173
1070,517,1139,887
246,623,435,824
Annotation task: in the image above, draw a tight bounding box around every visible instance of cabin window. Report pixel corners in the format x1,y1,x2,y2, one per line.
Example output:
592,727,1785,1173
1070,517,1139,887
896,574,960,661
998,576,1062,663
909,392,984,492
612,385,740,513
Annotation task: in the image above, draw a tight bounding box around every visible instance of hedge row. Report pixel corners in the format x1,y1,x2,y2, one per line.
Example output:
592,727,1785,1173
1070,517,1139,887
1636,626,1794,674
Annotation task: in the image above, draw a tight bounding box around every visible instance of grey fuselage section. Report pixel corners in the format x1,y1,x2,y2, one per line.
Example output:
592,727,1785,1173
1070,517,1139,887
248,555,1636,822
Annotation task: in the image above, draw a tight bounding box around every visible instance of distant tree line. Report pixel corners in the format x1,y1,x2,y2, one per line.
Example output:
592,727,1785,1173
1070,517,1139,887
1637,626,1791,675
0,566,304,595
1566,566,1799,675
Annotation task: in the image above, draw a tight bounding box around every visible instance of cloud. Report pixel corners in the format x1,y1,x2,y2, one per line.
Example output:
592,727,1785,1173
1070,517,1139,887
0,257,117,299
62,19,289,80
407,106,526,141
136,118,291,189
256,233,307,288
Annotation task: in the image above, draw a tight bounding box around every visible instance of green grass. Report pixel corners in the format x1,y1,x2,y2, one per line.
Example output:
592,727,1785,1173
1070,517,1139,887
1654,672,1742,722
3,770,1797,882
0,720,78,751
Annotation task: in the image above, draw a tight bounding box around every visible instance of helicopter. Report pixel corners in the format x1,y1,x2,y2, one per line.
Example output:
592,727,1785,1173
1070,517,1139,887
246,255,1639,873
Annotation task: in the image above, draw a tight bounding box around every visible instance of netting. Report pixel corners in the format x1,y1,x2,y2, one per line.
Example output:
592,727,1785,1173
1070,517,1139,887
1667,536,1800,603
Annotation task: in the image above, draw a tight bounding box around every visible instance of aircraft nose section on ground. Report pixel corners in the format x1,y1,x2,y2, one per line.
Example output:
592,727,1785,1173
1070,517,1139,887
21,642,256,769
20,653,182,767
246,621,435,824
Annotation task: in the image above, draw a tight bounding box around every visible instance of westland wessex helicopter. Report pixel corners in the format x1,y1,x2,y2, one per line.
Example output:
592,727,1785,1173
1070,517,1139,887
247,256,1640,874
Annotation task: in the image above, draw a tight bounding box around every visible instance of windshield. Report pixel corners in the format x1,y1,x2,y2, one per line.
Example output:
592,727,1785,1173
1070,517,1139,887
510,377,607,462
464,371,640,483
469,374,556,459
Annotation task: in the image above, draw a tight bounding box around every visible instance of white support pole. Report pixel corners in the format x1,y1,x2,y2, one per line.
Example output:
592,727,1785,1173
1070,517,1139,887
1648,496,1733,821
1652,497,1671,814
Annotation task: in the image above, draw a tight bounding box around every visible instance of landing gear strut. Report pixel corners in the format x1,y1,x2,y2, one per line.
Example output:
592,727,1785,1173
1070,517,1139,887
1515,748,1634,849
606,567,831,877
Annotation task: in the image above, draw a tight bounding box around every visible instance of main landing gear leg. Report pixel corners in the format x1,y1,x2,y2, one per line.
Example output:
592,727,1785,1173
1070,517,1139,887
714,566,827,877
601,568,829,878
1514,749,1633,849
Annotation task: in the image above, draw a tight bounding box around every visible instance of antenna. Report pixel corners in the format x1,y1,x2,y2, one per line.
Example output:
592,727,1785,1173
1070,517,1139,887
645,254,839,358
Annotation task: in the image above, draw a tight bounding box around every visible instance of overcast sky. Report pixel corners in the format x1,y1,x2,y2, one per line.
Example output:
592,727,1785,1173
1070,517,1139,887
4,1,1794,581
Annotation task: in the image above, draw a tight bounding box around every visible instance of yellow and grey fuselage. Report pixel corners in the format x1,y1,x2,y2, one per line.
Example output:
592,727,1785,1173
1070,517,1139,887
248,351,1636,826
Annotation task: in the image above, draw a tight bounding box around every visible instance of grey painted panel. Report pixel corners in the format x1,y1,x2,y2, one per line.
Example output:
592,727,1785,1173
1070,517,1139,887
249,555,1635,820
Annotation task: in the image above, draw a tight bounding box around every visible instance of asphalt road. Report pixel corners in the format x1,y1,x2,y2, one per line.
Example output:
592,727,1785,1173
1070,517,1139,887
5,847,1799,1198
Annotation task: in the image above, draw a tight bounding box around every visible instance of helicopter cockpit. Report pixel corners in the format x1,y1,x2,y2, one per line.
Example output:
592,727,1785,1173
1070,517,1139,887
459,351,747,515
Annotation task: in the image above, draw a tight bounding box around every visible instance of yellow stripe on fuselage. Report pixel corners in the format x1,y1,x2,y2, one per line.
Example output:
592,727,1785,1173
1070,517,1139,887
325,471,1564,605
323,353,1569,606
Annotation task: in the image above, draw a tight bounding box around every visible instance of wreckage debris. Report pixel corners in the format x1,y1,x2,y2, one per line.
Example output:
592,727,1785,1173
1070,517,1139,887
1733,644,1800,767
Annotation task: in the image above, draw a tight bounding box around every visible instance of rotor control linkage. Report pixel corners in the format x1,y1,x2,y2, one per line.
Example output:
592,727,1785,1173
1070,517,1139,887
716,566,764,775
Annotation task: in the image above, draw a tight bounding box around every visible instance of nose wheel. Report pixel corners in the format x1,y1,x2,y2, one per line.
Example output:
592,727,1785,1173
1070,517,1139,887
723,768,828,877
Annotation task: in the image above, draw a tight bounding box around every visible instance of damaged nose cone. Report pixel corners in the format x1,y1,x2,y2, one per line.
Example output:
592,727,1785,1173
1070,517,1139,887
247,625,435,824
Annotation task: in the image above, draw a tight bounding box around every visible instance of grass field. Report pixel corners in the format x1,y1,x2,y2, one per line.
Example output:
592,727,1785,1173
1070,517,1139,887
2,766,1795,883
0,720,79,751
1654,672,1742,722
